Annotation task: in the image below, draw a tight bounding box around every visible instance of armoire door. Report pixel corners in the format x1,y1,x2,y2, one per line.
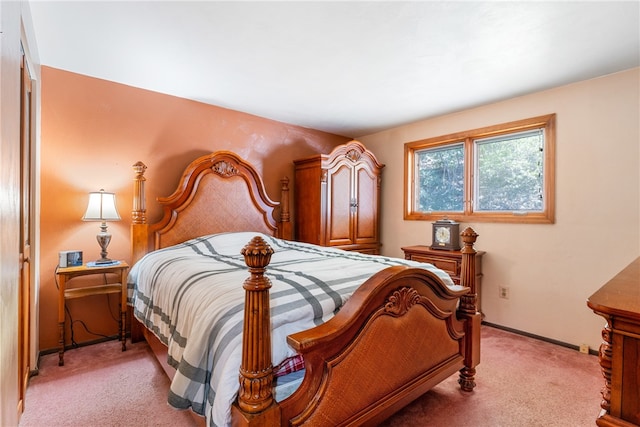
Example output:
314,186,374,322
326,162,353,247
353,164,379,245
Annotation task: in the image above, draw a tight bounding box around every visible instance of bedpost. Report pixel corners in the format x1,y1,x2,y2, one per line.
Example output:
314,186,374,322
458,227,481,392
232,236,281,426
130,161,150,343
279,177,292,240
459,227,478,311
131,161,149,264
132,161,147,225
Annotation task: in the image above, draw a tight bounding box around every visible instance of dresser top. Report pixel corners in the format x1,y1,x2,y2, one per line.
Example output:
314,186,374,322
587,257,640,321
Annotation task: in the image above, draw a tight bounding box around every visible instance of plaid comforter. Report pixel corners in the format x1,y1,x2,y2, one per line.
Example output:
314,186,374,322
127,232,455,426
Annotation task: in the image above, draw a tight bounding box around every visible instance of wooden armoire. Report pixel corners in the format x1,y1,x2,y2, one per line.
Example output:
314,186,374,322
294,140,384,254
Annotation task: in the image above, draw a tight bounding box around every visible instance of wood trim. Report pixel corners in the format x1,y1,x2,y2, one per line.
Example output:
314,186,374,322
404,114,556,224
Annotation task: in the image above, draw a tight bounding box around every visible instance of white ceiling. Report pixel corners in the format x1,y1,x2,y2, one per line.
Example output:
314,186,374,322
28,1,640,137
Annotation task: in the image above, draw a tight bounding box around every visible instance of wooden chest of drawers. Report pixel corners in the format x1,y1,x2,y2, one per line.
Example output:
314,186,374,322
587,257,640,426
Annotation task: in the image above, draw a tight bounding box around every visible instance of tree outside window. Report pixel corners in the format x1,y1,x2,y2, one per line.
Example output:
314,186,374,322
405,114,555,223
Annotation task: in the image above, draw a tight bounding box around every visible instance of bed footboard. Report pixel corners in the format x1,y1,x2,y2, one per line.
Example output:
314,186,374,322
232,229,480,427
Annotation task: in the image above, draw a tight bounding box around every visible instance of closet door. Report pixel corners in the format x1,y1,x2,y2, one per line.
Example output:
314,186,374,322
18,48,34,415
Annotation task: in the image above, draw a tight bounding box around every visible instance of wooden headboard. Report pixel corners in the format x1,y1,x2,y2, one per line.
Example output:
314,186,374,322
131,151,291,263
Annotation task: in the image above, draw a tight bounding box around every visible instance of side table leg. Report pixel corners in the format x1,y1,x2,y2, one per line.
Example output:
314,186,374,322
120,268,128,352
120,309,126,351
58,273,66,366
58,321,65,366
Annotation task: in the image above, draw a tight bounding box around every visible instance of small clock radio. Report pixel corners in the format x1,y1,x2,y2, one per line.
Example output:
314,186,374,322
58,250,83,267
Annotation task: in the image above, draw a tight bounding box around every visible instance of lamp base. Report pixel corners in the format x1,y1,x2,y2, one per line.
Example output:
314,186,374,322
95,228,115,266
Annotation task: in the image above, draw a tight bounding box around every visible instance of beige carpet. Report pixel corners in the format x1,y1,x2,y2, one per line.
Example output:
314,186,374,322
19,325,603,426
380,326,603,426
19,339,200,427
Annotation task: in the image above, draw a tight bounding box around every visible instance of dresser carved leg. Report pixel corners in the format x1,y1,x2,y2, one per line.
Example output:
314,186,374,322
598,324,612,413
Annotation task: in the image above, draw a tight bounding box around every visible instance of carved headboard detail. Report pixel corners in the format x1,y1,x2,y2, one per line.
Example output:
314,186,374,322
131,151,290,262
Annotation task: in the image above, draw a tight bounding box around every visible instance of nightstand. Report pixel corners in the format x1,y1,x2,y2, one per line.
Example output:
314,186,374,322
401,246,485,313
56,261,129,366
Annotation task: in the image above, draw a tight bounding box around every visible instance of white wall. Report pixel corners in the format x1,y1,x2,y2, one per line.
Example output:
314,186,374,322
359,68,640,351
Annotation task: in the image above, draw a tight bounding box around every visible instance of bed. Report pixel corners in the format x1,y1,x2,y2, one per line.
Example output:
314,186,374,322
128,150,481,427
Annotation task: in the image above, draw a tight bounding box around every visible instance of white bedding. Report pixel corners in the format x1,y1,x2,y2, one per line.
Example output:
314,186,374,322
127,232,455,426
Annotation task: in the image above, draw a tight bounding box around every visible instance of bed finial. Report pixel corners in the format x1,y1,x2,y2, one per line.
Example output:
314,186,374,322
132,161,147,224
235,236,280,421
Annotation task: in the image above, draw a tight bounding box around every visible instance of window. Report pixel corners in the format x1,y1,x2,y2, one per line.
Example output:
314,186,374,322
405,114,555,223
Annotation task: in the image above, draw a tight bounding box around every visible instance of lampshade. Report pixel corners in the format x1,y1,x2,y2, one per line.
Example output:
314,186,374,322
82,189,121,221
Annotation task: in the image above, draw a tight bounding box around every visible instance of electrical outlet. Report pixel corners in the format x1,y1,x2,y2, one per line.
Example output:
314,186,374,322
579,344,589,354
499,286,509,299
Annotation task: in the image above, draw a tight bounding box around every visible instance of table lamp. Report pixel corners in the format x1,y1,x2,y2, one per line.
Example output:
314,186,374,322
82,189,121,264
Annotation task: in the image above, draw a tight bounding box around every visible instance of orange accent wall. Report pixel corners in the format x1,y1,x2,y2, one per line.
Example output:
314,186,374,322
39,66,349,351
